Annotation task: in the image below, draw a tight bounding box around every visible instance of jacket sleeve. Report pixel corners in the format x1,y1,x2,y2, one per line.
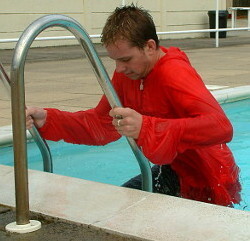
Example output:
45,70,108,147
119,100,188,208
136,60,233,165
39,94,121,145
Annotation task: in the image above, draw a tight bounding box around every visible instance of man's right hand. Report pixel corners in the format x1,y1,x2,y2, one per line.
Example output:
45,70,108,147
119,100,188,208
26,107,47,129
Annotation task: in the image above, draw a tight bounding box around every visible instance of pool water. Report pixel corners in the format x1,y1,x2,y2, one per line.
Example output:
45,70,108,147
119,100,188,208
222,99,250,211
1,136,140,186
1,98,250,210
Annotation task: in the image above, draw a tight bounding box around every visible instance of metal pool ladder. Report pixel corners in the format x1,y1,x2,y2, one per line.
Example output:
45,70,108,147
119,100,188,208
7,14,152,232
0,62,53,173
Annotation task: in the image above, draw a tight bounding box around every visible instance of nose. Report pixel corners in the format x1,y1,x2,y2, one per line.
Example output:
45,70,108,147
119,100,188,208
115,61,126,73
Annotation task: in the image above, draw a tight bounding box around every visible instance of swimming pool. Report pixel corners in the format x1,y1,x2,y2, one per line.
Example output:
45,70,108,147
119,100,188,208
1,136,140,186
1,98,250,210
223,98,250,211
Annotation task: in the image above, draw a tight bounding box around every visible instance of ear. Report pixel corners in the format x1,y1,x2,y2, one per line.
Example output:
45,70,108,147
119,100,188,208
144,39,157,54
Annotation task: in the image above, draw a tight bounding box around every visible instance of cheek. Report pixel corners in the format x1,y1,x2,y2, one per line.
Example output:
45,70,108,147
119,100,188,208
136,62,148,73
130,58,146,71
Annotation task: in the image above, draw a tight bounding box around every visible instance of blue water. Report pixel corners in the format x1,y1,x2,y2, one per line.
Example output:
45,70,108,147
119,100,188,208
1,136,140,186
222,99,250,210
1,98,250,210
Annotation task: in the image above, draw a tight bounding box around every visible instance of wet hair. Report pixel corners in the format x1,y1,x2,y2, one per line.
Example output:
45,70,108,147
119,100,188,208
101,4,159,49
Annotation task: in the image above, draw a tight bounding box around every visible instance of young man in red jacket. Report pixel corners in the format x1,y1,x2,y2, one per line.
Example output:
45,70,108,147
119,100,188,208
26,5,241,207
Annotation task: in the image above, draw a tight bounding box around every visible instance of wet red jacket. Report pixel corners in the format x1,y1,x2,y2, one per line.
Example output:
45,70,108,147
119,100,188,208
39,46,241,206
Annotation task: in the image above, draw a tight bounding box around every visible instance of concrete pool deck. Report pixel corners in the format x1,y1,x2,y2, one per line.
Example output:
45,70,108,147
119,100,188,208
1,164,250,241
0,29,250,240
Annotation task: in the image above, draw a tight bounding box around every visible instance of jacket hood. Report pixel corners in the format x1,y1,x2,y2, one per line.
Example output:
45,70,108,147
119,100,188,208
159,46,191,66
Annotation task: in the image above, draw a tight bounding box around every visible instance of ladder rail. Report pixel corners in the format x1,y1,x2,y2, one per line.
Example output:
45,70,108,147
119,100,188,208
10,14,152,225
0,63,53,173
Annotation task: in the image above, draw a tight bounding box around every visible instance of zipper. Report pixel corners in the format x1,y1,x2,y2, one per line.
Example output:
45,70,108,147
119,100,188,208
140,79,144,90
139,79,144,111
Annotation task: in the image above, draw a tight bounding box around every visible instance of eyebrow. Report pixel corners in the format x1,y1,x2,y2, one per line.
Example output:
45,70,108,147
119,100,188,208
116,56,131,61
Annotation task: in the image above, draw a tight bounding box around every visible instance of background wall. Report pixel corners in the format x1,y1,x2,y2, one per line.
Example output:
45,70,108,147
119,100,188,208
0,0,226,49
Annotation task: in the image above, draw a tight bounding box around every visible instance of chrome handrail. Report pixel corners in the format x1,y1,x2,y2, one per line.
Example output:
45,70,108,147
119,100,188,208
10,14,152,225
0,63,53,173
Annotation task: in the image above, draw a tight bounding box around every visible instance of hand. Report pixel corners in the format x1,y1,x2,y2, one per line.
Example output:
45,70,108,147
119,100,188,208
109,107,142,139
26,107,47,129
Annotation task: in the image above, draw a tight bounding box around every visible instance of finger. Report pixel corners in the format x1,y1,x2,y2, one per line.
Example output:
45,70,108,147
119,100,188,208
110,107,126,118
117,119,122,127
112,118,122,128
26,115,31,123
25,107,34,117
115,114,123,120
109,107,120,118
26,118,34,130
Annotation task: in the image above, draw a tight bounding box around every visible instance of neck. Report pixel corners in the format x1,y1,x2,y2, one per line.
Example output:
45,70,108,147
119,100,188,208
151,48,165,67
142,48,165,79
157,48,166,60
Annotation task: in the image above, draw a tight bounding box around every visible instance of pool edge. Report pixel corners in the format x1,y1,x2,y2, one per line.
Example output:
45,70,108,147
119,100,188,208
212,85,250,104
1,164,250,241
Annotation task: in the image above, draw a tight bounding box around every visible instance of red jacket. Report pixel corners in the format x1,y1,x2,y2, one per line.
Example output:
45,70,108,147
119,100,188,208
39,46,241,206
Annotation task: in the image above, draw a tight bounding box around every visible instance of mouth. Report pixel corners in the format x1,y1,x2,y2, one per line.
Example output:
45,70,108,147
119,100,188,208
125,72,133,75
126,73,140,80
125,72,136,78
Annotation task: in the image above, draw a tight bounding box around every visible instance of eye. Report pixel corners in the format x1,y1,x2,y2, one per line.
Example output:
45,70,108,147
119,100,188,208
121,57,131,63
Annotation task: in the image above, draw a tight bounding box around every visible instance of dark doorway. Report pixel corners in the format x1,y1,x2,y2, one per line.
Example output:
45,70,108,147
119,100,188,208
233,0,250,16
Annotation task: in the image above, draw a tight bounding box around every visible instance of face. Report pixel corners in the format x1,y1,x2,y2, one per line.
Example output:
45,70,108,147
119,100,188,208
105,39,154,80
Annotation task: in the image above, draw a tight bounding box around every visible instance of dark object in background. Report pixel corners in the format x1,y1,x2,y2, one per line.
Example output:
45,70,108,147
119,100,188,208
208,10,229,38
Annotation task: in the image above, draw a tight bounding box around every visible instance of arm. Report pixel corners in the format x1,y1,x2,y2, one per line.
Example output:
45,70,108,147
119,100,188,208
137,61,233,164
29,95,121,145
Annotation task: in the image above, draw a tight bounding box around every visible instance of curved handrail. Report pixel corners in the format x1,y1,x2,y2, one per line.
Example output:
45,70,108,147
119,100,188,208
0,63,53,173
10,14,152,225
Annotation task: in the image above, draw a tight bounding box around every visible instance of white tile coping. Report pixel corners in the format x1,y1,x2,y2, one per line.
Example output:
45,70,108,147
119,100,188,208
0,164,250,241
206,84,228,90
211,85,250,104
0,125,12,145
0,125,31,146
1,85,249,146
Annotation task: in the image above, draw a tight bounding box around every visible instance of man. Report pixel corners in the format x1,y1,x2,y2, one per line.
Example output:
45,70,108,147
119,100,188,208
26,5,241,207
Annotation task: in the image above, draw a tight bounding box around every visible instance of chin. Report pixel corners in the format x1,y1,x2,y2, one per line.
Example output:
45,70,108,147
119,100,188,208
130,76,139,80
126,74,140,80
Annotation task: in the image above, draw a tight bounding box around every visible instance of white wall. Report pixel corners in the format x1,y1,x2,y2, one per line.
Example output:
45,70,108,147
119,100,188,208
0,0,226,49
